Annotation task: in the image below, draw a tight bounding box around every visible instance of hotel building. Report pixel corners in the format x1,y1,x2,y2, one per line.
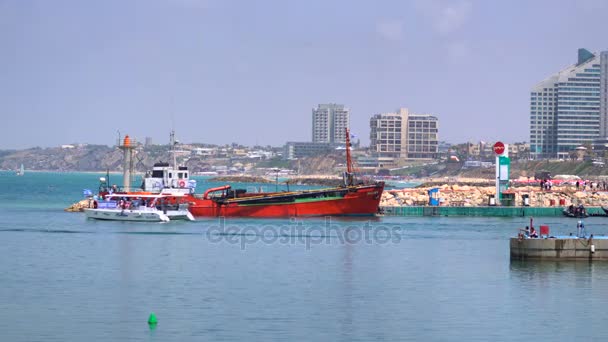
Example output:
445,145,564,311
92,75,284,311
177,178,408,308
312,104,350,144
369,108,439,164
530,48,608,159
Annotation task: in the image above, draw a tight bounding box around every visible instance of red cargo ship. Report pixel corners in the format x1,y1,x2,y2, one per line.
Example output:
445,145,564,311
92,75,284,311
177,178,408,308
187,129,384,217
188,182,383,217
100,130,384,217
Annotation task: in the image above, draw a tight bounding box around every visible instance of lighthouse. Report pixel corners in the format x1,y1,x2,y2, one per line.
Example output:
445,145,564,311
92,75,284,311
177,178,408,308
119,135,135,191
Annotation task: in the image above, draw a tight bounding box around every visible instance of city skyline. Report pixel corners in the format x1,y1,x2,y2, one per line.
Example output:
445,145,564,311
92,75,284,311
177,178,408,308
1,0,607,149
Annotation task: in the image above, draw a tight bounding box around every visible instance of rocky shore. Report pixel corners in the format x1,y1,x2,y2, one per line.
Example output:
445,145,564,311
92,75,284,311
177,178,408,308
65,198,94,212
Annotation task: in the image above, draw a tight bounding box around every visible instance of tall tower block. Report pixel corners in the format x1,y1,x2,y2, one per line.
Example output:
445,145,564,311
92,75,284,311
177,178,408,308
119,135,135,191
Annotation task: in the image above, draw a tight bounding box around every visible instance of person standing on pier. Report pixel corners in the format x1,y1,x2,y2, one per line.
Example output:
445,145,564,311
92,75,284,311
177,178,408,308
577,220,586,238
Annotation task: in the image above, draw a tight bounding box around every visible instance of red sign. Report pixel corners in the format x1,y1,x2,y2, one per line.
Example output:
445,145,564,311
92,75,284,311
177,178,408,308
493,141,505,155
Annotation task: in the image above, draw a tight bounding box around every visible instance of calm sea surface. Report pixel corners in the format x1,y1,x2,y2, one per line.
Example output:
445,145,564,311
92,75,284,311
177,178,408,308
1,171,608,341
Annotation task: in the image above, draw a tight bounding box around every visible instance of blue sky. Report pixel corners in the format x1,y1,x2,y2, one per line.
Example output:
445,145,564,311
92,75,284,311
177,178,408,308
1,0,607,148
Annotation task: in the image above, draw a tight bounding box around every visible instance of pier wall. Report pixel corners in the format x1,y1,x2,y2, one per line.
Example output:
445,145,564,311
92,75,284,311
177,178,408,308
510,238,608,260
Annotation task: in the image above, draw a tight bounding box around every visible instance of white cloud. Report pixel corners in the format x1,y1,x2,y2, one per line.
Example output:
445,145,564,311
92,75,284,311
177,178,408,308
415,0,473,35
376,20,404,41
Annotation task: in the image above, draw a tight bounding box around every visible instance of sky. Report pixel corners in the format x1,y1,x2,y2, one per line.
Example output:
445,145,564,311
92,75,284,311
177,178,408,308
1,0,607,149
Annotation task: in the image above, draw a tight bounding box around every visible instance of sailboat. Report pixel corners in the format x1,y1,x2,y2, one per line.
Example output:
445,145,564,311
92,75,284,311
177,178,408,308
16,164,24,176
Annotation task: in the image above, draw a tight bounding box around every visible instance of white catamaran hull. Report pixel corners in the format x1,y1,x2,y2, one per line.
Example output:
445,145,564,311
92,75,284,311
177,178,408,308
84,208,194,222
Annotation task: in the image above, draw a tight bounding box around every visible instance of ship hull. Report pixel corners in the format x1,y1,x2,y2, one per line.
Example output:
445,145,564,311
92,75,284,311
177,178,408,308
188,184,384,217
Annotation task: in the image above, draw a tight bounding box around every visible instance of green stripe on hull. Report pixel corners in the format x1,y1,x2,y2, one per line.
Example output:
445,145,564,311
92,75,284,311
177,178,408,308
238,196,343,207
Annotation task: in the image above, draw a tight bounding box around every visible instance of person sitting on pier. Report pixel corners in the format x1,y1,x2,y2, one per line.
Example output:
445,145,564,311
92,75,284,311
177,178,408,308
529,227,538,238
518,226,530,239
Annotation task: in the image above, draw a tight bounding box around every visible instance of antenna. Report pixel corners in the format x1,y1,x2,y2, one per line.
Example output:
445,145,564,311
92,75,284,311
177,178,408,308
170,130,177,169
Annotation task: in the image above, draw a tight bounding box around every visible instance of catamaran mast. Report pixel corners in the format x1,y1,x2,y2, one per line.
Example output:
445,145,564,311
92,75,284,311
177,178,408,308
170,130,177,169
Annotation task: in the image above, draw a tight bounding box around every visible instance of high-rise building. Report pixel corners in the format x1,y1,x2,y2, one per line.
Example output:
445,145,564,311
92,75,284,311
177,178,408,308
530,48,608,159
406,114,440,159
370,108,408,159
369,108,439,162
312,104,350,143
601,51,608,137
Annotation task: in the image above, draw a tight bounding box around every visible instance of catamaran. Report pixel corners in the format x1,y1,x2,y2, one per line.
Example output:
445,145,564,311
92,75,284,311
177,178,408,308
84,193,195,222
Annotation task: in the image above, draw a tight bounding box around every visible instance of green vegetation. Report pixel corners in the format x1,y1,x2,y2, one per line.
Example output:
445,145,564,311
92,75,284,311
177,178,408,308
255,157,291,169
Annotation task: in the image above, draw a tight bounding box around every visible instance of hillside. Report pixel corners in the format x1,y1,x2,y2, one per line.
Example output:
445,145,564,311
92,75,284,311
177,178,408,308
0,145,348,175
0,145,176,172
2,144,607,179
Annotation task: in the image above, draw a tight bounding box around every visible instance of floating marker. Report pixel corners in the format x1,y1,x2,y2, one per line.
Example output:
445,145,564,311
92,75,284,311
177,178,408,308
148,313,158,325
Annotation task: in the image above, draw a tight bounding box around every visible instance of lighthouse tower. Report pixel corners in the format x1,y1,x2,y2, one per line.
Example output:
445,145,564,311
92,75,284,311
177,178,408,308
118,135,136,191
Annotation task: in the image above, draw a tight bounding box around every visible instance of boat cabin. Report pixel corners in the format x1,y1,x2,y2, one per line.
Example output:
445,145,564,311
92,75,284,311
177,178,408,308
142,162,194,193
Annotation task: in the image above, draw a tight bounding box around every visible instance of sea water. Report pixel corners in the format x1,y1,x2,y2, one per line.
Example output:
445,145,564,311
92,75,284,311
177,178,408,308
1,171,608,341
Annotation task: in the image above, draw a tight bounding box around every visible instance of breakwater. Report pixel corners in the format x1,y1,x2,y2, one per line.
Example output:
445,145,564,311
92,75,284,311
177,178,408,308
381,184,608,208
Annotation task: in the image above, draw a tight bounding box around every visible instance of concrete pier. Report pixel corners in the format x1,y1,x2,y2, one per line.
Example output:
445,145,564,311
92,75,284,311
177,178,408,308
381,206,606,217
510,237,608,260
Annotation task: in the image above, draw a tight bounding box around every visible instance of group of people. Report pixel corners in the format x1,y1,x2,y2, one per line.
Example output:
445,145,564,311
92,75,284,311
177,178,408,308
536,179,608,192
519,221,587,239
539,179,552,191
575,180,607,191
519,226,539,239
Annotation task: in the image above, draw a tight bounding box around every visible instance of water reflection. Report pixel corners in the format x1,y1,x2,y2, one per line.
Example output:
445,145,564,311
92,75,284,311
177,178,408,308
508,259,608,291
509,259,608,274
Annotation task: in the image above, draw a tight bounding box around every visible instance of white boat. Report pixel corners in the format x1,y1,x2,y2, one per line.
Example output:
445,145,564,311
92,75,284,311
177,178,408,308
16,164,24,176
84,194,195,222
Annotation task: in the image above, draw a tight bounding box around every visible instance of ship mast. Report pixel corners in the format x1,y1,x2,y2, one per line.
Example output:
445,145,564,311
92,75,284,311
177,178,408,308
345,128,353,174
344,128,355,186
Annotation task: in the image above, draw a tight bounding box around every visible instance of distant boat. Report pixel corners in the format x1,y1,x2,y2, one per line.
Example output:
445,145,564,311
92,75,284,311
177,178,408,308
16,164,24,176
